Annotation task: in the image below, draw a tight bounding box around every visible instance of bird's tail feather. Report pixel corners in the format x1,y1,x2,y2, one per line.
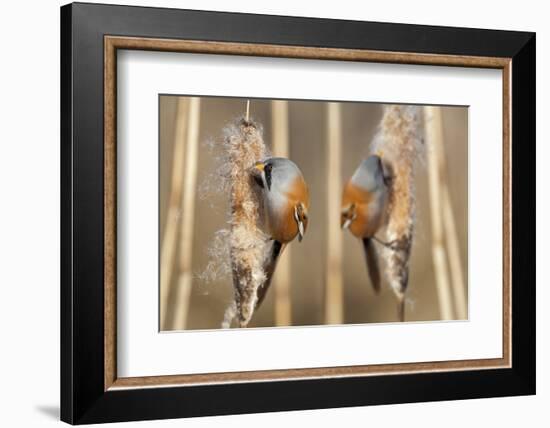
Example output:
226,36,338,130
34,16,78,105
256,241,285,310
363,238,381,294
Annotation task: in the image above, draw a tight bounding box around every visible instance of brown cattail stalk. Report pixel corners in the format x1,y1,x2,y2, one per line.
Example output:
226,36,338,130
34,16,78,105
160,98,189,330
373,105,423,322
424,106,454,320
325,102,344,324
271,100,292,326
226,114,269,327
172,97,201,330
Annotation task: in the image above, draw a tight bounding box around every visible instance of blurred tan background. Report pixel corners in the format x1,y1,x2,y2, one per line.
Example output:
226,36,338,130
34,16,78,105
159,96,468,330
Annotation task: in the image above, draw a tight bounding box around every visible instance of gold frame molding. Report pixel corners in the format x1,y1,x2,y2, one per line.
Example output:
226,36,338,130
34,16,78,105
104,35,512,391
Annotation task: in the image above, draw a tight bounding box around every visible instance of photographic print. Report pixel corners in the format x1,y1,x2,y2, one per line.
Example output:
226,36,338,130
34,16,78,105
159,96,468,331
62,5,534,422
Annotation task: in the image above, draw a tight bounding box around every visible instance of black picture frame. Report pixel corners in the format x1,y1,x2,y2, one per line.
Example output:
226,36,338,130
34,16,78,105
61,2,535,424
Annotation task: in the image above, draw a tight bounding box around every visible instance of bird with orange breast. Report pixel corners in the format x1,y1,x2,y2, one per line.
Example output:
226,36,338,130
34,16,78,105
341,155,390,294
250,157,309,309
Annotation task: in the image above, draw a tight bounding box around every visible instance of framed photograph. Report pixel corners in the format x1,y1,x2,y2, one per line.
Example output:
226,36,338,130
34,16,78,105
60,2,535,424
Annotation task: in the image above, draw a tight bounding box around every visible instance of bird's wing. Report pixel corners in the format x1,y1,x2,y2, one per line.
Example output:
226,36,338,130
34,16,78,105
362,238,381,294
255,240,286,310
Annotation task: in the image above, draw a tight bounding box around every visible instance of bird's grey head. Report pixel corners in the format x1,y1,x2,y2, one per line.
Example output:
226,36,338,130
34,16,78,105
252,157,302,193
351,155,386,192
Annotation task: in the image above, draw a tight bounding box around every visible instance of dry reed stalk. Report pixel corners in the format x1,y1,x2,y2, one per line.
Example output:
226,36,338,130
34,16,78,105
226,114,269,327
271,100,292,326
373,105,423,322
442,186,468,319
160,97,189,330
424,106,454,320
325,102,344,324
172,97,201,330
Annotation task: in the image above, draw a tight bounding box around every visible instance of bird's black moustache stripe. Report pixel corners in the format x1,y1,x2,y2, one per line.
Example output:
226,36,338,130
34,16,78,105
264,163,273,191
265,169,272,191
253,174,264,189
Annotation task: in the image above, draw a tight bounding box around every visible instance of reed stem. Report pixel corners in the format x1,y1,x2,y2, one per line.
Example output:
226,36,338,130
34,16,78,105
271,100,292,326
442,168,468,319
325,102,344,324
424,106,454,320
172,97,201,330
160,97,189,330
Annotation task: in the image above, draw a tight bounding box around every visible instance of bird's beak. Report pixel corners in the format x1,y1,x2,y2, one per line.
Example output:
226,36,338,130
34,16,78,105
298,221,305,242
254,161,265,172
341,205,356,230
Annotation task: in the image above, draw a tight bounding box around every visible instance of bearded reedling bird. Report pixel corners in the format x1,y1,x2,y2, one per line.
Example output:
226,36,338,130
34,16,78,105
250,157,309,309
341,155,389,294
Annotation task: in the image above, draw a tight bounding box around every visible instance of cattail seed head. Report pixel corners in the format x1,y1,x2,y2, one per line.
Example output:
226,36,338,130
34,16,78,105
372,105,423,298
224,118,271,327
